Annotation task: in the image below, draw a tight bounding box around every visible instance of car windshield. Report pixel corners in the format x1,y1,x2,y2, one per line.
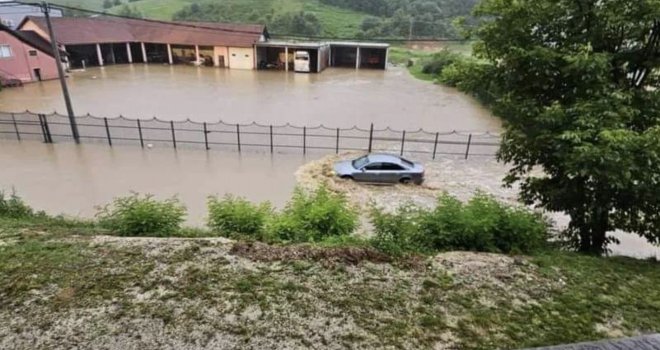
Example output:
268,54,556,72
352,156,369,169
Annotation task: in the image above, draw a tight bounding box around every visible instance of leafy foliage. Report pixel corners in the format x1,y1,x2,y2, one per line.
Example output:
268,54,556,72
267,186,358,242
371,193,548,256
207,195,272,239
0,190,34,219
96,193,186,236
447,0,660,254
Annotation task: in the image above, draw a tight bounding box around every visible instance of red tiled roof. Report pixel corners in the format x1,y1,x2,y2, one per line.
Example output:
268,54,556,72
21,16,266,48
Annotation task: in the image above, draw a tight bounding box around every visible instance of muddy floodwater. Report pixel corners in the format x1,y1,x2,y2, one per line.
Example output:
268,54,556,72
0,140,307,226
0,65,500,131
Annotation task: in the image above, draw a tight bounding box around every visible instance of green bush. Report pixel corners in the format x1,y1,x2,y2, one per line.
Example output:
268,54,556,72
207,195,272,238
370,203,426,256
267,186,358,242
371,193,548,255
439,59,499,105
0,190,34,218
96,193,186,236
421,50,464,75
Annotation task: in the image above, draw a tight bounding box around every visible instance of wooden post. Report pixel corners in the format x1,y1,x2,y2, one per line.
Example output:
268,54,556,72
137,119,144,148
464,134,472,160
10,113,20,140
104,117,112,146
170,120,177,149
236,124,241,153
303,126,306,155
432,132,439,160
203,122,209,150
367,123,374,153
269,125,274,153
400,130,406,156
336,128,340,154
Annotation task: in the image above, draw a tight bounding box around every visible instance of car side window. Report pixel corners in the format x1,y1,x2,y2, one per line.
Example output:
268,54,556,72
381,163,405,170
364,162,383,171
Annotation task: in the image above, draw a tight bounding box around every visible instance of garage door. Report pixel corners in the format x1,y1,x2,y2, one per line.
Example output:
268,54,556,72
228,47,254,70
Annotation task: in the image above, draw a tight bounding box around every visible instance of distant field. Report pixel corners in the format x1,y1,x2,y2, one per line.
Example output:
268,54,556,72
48,0,367,37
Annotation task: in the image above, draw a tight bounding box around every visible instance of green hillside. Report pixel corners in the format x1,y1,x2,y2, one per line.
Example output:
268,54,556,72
47,0,368,38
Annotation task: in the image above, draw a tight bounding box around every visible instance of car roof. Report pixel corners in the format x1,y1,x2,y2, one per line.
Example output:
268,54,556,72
366,153,410,166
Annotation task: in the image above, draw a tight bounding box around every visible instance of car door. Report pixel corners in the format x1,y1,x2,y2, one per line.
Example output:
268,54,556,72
380,162,406,183
361,162,384,183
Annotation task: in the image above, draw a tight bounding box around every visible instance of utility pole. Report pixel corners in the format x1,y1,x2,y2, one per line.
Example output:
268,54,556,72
408,17,414,41
42,1,79,143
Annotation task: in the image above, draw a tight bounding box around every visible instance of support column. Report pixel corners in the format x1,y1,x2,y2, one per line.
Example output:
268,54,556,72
195,45,200,64
284,46,289,72
384,48,389,70
126,43,133,63
96,43,104,66
355,46,360,69
317,48,321,73
167,43,173,65
141,42,147,63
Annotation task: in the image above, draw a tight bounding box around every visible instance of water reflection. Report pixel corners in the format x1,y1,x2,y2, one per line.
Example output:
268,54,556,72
0,140,308,226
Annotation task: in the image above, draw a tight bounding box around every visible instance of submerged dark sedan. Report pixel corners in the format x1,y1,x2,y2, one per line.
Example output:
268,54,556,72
333,154,425,184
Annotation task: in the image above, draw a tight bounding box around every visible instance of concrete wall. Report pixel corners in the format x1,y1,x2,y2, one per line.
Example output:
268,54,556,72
213,46,228,68
228,47,254,70
0,31,58,83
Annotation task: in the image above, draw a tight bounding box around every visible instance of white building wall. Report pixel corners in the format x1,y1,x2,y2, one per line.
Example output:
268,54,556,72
228,47,254,70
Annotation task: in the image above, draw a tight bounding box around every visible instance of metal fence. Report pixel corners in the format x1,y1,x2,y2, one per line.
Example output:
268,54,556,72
0,111,500,159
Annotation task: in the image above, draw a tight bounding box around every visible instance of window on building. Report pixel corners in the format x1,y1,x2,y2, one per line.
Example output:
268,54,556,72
29,50,37,56
0,45,12,58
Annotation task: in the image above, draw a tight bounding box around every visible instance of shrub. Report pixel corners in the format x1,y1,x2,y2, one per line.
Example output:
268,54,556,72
96,193,186,236
207,195,272,238
421,50,463,75
0,190,34,218
439,59,499,105
370,203,426,256
267,185,358,242
370,193,548,255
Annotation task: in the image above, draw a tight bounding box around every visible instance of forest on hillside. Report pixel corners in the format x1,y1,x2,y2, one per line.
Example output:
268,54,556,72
172,0,478,39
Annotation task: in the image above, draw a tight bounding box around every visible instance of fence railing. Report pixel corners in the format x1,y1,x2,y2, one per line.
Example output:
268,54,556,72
0,111,500,159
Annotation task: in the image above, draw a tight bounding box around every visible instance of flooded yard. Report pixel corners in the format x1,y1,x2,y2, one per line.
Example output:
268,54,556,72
0,65,500,131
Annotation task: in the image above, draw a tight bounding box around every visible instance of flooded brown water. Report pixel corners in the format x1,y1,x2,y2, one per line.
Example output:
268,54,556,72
0,65,500,131
0,140,307,226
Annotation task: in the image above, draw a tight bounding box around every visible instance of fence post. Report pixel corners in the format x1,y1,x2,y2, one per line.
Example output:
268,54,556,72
303,126,306,155
104,117,112,146
236,124,241,153
38,114,48,143
400,130,406,156
137,119,144,148
10,113,20,141
203,122,209,150
336,128,340,154
170,121,177,149
465,134,473,160
40,114,53,143
368,123,374,153
269,125,273,154
432,132,439,160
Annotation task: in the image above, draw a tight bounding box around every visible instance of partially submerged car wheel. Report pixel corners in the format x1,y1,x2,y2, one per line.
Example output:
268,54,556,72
340,175,353,180
399,177,412,184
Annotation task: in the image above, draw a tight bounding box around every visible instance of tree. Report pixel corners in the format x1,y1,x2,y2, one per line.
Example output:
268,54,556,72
117,4,143,18
468,0,660,254
102,0,113,9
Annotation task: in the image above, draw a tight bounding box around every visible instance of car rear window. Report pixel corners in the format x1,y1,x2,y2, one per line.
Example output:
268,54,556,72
400,157,414,167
